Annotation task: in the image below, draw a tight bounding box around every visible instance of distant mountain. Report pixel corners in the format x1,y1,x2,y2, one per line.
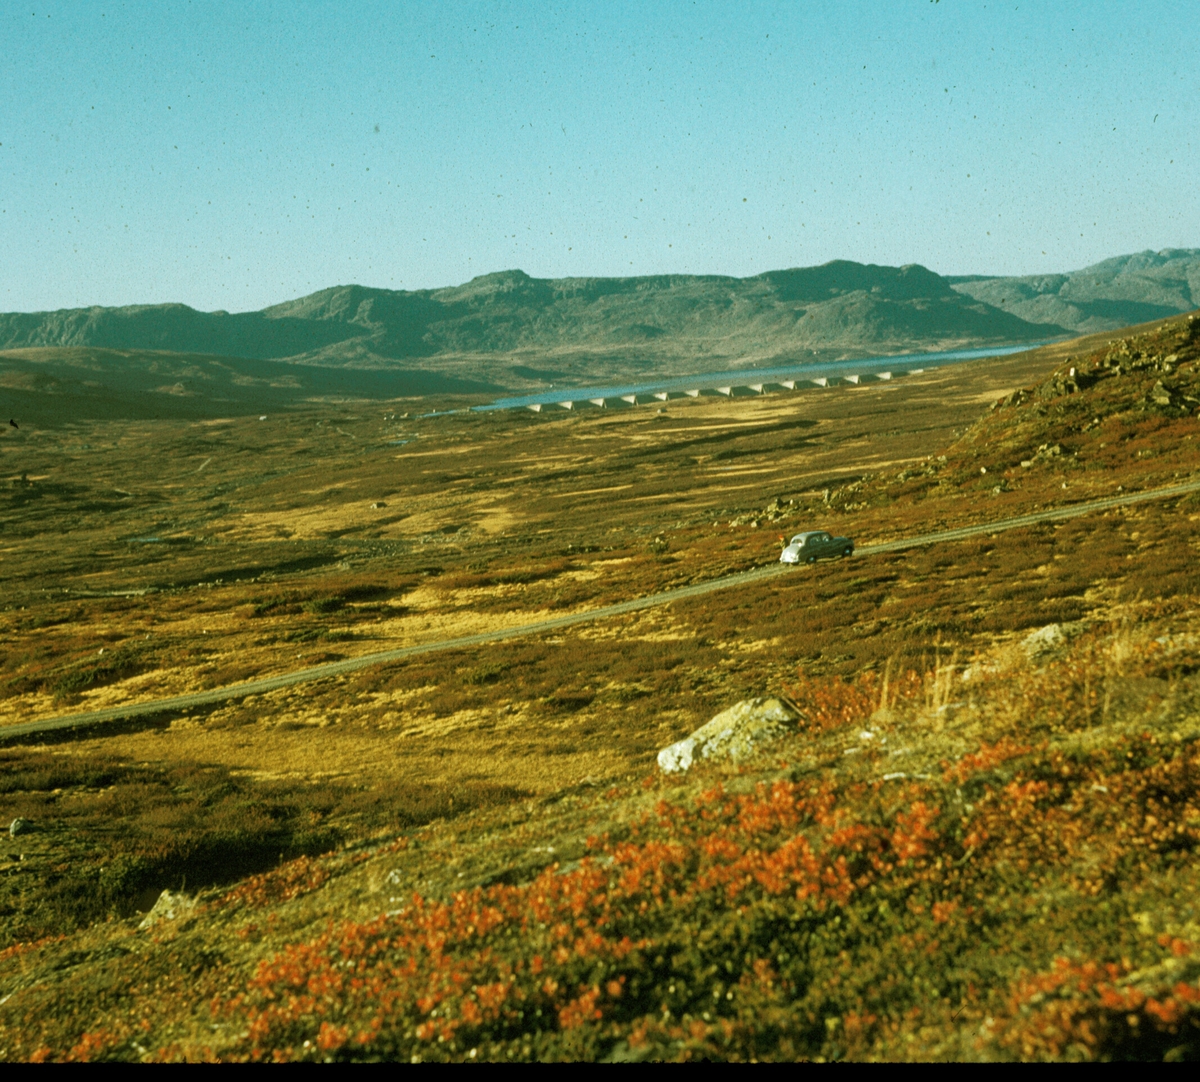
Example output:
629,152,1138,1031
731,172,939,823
948,249,1200,335
0,260,1067,389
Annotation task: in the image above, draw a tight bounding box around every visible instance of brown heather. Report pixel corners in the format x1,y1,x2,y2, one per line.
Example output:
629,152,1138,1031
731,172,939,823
0,312,1199,1060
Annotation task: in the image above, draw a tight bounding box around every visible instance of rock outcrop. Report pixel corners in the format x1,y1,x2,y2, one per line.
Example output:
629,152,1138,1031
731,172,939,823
658,697,800,774
138,889,198,931
8,817,33,838
1022,623,1065,659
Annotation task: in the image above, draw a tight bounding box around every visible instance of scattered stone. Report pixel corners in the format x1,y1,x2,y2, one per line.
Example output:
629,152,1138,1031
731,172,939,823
960,662,991,684
1022,623,1064,659
138,889,199,931
657,697,800,774
8,817,32,838
728,496,802,528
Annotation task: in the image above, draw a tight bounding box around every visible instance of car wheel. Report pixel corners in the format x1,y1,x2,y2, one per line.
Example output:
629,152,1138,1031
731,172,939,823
806,554,816,564
843,546,853,557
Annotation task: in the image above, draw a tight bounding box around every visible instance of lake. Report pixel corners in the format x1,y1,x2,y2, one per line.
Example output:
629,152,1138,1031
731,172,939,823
473,342,1051,412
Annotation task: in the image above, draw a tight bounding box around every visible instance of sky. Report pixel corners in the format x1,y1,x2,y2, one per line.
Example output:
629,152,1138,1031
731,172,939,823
1,0,1197,312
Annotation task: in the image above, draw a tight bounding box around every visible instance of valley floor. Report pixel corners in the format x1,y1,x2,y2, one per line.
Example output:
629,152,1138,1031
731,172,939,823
1,314,1199,1059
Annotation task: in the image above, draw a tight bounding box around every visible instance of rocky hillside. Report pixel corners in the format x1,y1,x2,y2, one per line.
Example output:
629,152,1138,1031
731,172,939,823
950,249,1200,335
7,251,1196,395
0,261,1064,387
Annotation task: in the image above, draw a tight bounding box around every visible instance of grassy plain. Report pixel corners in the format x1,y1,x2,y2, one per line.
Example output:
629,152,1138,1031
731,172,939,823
1,313,1199,1060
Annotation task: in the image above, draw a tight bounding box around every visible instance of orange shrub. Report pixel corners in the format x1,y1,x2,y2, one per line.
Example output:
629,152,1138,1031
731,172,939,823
782,671,878,733
994,953,1200,1061
220,854,332,910
200,729,1200,1062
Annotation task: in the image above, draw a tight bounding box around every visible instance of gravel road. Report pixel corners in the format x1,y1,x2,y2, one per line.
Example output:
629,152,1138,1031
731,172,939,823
5,477,1198,743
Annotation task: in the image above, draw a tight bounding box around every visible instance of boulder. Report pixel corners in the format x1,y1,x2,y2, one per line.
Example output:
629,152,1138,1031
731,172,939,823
1022,623,1064,659
8,817,32,838
658,697,800,774
138,889,198,931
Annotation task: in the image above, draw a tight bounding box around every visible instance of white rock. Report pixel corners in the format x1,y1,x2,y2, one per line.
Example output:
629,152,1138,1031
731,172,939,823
657,697,800,774
138,889,198,930
8,817,33,838
1022,623,1064,659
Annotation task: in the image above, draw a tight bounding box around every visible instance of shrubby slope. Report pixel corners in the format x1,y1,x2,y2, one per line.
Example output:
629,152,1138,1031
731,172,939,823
2,315,1200,1061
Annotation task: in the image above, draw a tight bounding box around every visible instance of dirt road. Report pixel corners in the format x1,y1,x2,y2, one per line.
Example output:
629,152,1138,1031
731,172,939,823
6,477,1198,743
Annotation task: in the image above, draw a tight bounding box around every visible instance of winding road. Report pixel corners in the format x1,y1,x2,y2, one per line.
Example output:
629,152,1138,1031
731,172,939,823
5,477,1199,744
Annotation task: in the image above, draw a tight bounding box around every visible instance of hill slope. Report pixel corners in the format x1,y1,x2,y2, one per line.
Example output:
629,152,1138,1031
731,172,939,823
0,346,496,422
949,248,1200,335
2,315,1199,1061
0,260,1065,387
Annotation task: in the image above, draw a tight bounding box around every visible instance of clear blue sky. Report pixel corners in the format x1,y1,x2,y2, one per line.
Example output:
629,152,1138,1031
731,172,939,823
1,0,1196,312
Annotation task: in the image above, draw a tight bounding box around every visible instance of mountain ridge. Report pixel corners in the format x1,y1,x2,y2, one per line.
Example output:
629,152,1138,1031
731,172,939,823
948,248,1200,335
3,251,1197,393
0,259,1065,388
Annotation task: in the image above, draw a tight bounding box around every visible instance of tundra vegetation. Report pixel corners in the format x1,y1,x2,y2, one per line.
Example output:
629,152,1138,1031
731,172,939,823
0,313,1198,1060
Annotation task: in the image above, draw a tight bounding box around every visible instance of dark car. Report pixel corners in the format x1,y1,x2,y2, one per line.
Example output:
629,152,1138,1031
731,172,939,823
779,530,854,565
